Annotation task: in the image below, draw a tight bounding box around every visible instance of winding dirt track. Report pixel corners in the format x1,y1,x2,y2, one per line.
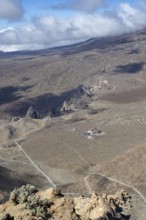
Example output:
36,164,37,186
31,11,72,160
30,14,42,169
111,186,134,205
14,141,146,204
15,141,57,189
84,173,146,203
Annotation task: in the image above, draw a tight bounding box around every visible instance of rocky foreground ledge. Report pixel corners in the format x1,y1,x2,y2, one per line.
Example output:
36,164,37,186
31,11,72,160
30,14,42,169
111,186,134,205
0,185,132,220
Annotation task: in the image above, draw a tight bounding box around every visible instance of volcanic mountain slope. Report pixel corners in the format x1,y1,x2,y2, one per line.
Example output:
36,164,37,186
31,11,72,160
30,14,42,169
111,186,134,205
0,29,146,117
0,30,146,220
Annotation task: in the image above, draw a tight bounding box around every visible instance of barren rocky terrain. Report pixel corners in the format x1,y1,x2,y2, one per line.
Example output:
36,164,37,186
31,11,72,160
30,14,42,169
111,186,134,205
0,30,146,219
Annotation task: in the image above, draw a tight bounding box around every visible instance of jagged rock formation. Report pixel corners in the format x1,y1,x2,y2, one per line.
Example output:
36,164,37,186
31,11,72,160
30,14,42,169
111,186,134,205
76,85,94,98
0,185,132,220
60,97,90,113
99,79,112,90
26,106,40,119
60,100,74,113
60,85,94,114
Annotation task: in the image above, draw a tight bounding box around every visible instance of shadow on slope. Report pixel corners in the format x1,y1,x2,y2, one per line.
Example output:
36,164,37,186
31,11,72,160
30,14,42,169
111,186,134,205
5,85,91,117
0,166,27,192
0,166,48,193
0,86,32,105
115,62,144,74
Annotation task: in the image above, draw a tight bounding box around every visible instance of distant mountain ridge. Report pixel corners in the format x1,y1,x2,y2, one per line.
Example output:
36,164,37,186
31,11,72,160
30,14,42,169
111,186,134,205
1,28,146,57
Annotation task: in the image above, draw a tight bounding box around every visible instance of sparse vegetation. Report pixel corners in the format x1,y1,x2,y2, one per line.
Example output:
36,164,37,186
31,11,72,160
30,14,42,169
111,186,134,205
9,184,52,219
10,184,38,205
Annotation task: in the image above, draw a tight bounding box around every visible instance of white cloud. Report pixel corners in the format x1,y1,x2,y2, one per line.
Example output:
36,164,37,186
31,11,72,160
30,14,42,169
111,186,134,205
0,0,24,21
118,3,146,29
52,0,107,13
0,2,146,51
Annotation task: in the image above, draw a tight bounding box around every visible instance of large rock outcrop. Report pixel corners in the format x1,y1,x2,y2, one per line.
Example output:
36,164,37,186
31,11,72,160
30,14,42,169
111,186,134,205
26,106,40,119
0,185,132,220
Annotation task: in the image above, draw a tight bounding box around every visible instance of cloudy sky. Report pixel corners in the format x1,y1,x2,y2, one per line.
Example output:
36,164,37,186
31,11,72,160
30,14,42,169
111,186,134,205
0,0,146,51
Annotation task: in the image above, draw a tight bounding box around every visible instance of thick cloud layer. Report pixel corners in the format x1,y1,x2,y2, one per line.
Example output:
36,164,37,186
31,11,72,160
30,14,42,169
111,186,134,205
52,0,107,13
0,2,146,51
0,0,24,21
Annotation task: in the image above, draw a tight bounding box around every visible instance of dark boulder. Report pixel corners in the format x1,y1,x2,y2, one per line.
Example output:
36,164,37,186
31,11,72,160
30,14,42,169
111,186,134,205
2,214,14,220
